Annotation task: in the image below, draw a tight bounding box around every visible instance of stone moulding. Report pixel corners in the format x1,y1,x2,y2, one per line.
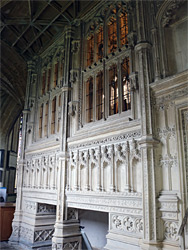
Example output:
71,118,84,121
68,130,142,150
66,192,142,215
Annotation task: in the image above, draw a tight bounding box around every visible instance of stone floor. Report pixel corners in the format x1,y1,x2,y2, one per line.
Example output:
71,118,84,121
0,241,16,250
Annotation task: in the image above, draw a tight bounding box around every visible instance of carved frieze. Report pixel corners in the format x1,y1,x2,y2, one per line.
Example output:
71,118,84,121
69,130,141,150
111,214,143,235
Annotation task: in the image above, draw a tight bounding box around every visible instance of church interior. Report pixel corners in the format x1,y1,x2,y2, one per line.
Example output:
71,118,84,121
0,0,188,249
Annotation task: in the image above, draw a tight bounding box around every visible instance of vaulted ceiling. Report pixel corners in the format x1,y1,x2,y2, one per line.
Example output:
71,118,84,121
0,0,99,139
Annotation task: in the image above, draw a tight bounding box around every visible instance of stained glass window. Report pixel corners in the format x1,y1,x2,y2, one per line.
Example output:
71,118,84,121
109,64,118,115
86,77,93,122
108,12,117,54
87,35,94,67
121,58,131,111
97,27,103,61
96,71,104,120
120,12,128,47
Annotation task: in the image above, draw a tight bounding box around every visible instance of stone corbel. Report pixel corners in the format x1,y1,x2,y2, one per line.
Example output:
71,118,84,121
31,74,37,85
127,32,137,48
129,72,138,91
27,122,33,135
70,69,79,85
71,40,80,54
68,101,78,117
29,97,35,110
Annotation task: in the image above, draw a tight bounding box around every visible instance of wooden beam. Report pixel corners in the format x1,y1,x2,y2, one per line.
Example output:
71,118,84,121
28,0,34,21
32,26,42,49
7,25,29,47
33,24,53,39
22,13,61,54
22,1,73,54
35,19,68,26
12,2,48,47
2,17,30,25
47,1,72,23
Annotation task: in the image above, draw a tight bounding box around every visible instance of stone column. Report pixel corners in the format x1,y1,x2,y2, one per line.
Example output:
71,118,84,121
135,19,160,250
52,27,81,250
9,61,36,245
134,1,160,249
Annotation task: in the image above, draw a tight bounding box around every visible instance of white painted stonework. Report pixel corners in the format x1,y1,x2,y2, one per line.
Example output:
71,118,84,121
9,1,188,250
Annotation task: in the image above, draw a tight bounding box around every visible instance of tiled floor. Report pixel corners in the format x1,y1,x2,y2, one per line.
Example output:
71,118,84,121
0,241,16,250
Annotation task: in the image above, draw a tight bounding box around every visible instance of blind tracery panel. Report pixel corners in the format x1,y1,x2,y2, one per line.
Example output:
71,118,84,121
54,63,58,87
39,105,43,138
57,95,61,133
51,97,56,134
42,72,46,95
47,69,51,92
44,102,48,137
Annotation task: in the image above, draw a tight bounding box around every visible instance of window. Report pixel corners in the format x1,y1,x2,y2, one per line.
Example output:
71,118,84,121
47,69,51,92
96,27,103,61
96,71,104,120
83,6,131,125
86,77,93,123
121,58,131,111
44,102,48,137
120,12,128,47
54,63,58,87
108,14,117,54
51,97,56,134
87,35,94,67
85,7,129,68
42,72,46,95
109,64,118,115
39,105,43,138
57,95,61,132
